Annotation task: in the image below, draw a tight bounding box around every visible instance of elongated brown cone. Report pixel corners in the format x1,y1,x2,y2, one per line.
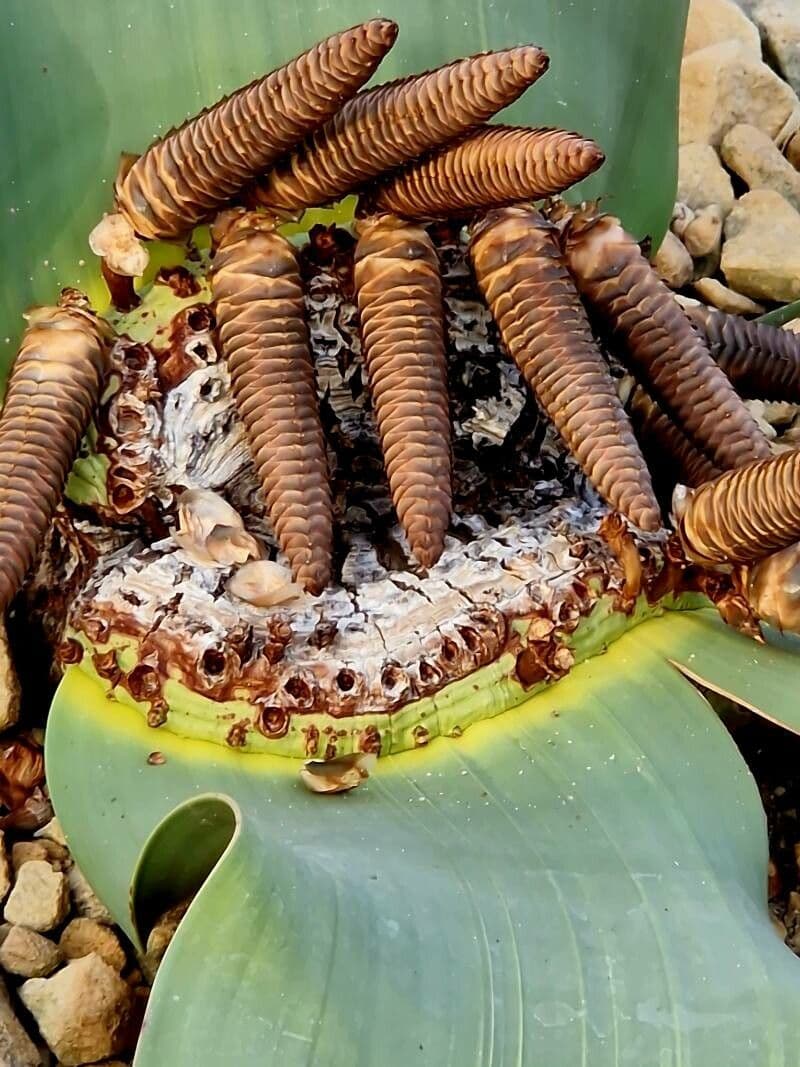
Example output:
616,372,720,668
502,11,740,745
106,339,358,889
470,206,660,531
627,385,722,489
211,211,333,593
354,215,452,568
686,303,800,401
115,20,398,240
250,46,549,214
562,211,771,470
673,449,800,565
0,291,112,611
367,126,604,220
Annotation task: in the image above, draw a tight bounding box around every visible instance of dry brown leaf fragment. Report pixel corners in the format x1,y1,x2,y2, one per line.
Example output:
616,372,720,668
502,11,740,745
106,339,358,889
249,45,549,213
300,752,377,794
561,210,770,471
0,733,45,810
470,206,660,531
745,542,800,635
173,489,261,568
368,125,604,219
211,211,333,593
354,215,452,568
0,292,112,613
114,20,399,240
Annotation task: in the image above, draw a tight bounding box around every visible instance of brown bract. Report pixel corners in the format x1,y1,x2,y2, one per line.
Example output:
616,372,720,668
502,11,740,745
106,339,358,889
470,206,660,531
211,211,333,593
673,449,800,566
562,210,770,471
249,45,549,214
368,125,604,220
627,385,722,490
0,292,112,613
746,542,800,635
114,19,398,239
354,214,452,568
686,304,800,402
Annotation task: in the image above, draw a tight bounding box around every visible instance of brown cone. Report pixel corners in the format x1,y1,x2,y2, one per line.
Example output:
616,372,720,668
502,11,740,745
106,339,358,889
368,125,604,220
469,206,660,532
674,449,800,566
686,303,800,401
627,385,722,490
354,215,452,568
0,293,112,611
211,212,333,594
115,20,398,239
249,46,549,214
562,211,771,470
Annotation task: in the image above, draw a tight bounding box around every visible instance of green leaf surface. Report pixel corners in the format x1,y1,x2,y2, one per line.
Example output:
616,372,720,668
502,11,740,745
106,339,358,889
0,0,687,375
758,300,800,328
46,610,800,1066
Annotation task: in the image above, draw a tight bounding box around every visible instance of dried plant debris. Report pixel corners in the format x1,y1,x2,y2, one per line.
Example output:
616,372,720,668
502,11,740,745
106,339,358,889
173,489,261,568
300,752,377,794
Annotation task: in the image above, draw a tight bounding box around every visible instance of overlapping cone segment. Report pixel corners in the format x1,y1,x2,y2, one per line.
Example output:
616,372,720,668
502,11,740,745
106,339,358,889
354,214,452,568
469,205,660,532
211,212,333,594
627,385,721,490
369,125,604,219
0,293,112,611
249,45,550,213
561,211,771,471
114,19,399,239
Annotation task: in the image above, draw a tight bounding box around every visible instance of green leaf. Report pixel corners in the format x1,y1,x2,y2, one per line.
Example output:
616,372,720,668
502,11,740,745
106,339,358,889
46,609,800,1066
757,300,800,328
0,0,687,376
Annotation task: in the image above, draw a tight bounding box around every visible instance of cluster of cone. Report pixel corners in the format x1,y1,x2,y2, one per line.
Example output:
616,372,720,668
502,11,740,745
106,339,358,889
2,18,800,639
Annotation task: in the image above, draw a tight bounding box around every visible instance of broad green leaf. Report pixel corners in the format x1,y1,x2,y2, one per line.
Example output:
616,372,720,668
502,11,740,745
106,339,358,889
46,610,800,1066
0,0,687,375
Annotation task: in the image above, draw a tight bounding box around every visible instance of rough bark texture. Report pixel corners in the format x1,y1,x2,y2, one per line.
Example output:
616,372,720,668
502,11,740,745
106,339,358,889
354,215,451,568
115,20,398,239
675,449,800,565
367,126,604,219
0,293,111,612
470,206,660,531
248,47,549,214
562,211,771,470
211,212,333,594
686,303,800,401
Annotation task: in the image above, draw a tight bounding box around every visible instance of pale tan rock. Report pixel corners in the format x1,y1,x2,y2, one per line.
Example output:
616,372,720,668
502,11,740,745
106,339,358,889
20,954,134,1066
4,862,70,933
12,839,70,874
653,230,694,288
784,318,800,334
671,202,696,239
786,130,800,170
693,276,767,314
746,399,778,439
678,144,735,213
0,619,20,730
680,41,800,147
0,832,11,906
683,204,724,257
721,123,800,210
59,919,126,973
684,0,762,55
67,866,112,926
0,925,61,978
753,0,800,94
0,974,41,1066
34,818,67,848
722,189,800,301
